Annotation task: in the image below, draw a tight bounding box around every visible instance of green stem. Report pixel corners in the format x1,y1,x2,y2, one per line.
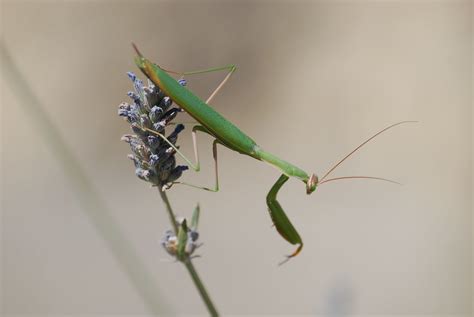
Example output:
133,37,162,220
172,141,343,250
158,188,179,234
183,258,219,317
158,189,219,316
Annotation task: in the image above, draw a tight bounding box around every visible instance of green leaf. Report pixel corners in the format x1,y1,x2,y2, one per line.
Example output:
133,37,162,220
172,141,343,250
190,204,200,230
177,219,188,261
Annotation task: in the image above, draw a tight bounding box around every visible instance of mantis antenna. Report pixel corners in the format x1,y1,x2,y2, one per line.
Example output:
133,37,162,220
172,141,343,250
319,176,401,185
318,120,417,185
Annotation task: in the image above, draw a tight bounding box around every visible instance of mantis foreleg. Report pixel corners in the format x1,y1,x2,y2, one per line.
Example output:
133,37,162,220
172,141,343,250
266,174,303,265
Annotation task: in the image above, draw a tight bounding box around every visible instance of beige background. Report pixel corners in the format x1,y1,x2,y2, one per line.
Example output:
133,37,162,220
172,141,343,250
1,1,472,316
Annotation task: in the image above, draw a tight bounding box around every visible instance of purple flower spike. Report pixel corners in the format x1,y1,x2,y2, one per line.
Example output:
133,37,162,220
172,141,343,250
118,72,188,188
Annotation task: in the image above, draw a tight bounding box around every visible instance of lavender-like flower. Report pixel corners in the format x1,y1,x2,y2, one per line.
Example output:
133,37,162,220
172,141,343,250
118,72,188,188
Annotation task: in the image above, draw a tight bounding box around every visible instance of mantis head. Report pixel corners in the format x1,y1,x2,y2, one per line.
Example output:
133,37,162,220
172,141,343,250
306,174,318,194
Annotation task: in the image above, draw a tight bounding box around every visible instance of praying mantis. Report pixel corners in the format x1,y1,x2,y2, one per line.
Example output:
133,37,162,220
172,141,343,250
131,44,414,264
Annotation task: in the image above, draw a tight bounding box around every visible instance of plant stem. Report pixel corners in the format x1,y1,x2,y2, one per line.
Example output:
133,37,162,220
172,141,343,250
183,258,219,317
158,189,219,316
158,188,179,234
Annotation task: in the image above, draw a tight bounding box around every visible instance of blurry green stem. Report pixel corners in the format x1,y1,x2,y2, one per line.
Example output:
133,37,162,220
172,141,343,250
1,42,173,315
158,190,219,316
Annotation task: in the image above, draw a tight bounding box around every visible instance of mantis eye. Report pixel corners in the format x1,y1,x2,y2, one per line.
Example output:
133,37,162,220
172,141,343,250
178,79,187,86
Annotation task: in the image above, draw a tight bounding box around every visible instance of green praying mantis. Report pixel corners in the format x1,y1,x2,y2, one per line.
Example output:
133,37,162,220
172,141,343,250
132,44,414,264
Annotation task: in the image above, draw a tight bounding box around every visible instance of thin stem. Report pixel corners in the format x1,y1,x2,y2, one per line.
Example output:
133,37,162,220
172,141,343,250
184,258,219,317
158,188,179,234
158,189,219,316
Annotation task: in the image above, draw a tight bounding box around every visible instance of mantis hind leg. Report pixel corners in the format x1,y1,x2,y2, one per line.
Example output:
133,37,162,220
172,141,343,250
266,174,303,265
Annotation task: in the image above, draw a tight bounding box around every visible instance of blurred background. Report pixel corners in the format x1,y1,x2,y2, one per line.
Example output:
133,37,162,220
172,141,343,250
1,1,472,316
